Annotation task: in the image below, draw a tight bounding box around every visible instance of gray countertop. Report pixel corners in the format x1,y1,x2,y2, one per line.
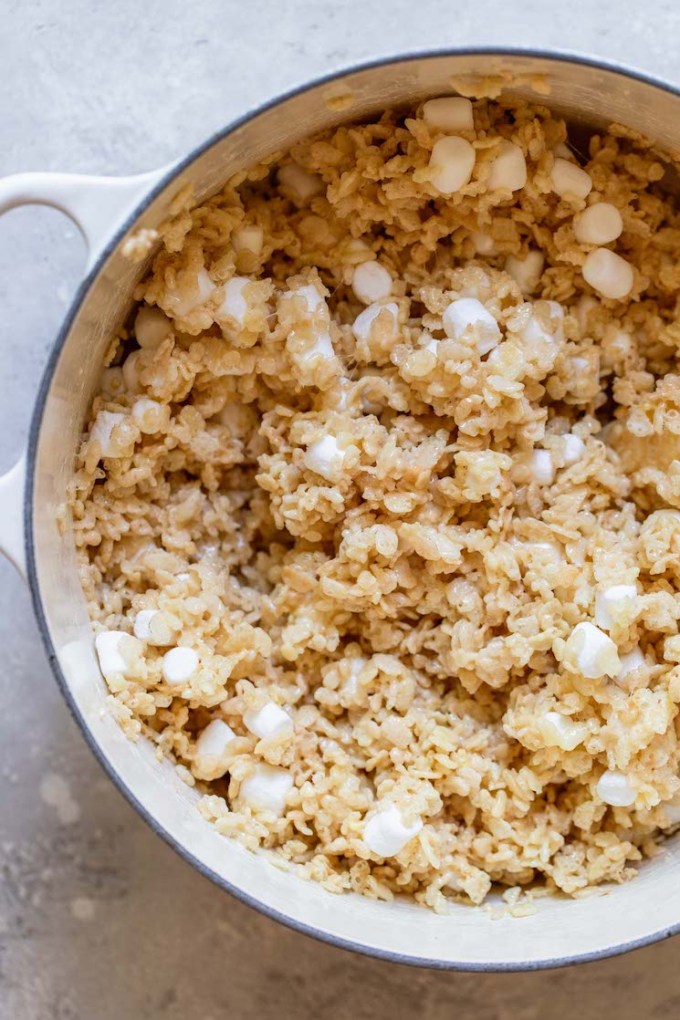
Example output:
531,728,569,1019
2,2,680,1016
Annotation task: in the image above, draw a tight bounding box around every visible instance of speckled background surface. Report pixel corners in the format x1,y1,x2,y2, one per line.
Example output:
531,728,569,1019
2,2,680,1017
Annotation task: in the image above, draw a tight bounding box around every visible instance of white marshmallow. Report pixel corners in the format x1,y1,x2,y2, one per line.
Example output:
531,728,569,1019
243,701,293,740
521,316,552,346
131,397,164,434
352,302,399,343
487,141,527,192
527,541,563,565
352,262,392,305
218,276,249,327
195,719,237,777
133,609,159,641
530,450,555,485
428,136,476,195
122,351,141,392
471,231,495,255
564,621,621,679
168,268,215,317
561,433,586,467
574,203,623,245
232,224,264,256
422,96,474,133
618,647,646,681
596,770,636,807
239,764,293,814
422,334,439,354
363,803,423,857
551,158,592,200
505,250,544,294
278,163,323,201
539,711,588,751
582,248,634,300
595,585,637,631
90,411,126,458
162,646,199,686
304,435,346,482
289,285,327,316
134,306,172,349
442,298,500,354
298,331,335,364
554,142,575,161
95,631,138,679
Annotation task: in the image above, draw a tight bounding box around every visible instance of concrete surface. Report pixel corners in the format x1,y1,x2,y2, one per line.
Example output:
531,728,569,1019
2,1,680,1016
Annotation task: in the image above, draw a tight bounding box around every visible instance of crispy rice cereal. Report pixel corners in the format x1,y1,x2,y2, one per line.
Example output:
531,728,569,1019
72,96,680,910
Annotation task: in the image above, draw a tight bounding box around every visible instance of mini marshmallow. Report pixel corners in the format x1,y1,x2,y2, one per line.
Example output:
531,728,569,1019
278,163,323,201
134,306,172,349
304,435,346,482
352,302,399,343
218,276,249,327
505,250,544,294
582,248,634,300
194,719,237,778
132,397,165,434
162,646,199,686
564,621,621,679
618,647,646,681
352,261,392,304
289,285,327,316
168,268,215,317
551,158,592,200
521,316,552,346
471,232,495,255
596,770,636,807
298,331,335,364
364,803,423,857
428,136,476,195
561,433,586,467
90,411,126,458
595,585,637,631
442,298,501,354
574,203,623,245
539,711,588,751
423,96,474,132
101,367,125,398
122,351,141,392
530,450,555,485
554,142,575,160
239,764,293,814
232,224,264,255
487,140,527,192
527,541,563,565
422,334,439,355
243,701,293,740
95,631,139,679
133,609,159,641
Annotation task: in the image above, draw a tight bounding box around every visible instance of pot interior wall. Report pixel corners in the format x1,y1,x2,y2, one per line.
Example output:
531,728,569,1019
29,52,680,968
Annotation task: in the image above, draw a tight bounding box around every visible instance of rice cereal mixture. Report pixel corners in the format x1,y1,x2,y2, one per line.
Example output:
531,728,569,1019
72,94,680,911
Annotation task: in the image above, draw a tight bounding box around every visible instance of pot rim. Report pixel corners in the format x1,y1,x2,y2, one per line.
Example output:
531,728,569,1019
23,45,680,972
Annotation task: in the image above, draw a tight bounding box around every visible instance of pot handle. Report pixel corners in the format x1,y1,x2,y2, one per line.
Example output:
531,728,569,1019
0,167,168,271
0,166,169,580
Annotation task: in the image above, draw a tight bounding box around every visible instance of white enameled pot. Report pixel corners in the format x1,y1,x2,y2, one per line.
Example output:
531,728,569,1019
2,49,680,971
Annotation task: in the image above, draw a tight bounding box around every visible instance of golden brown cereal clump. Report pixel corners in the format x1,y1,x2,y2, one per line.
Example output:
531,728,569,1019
72,96,680,910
